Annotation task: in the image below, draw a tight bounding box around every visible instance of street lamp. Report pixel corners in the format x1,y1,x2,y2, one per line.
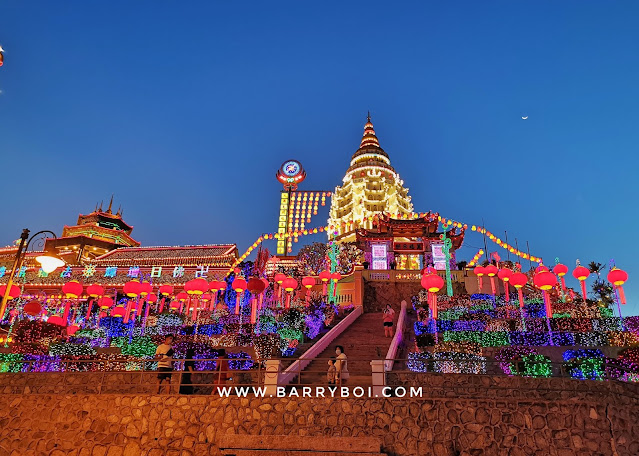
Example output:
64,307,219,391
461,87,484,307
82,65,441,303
0,229,66,318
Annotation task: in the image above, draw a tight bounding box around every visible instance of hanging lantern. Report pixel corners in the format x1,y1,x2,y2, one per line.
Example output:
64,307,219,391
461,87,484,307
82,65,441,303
247,277,266,324
553,264,569,291
533,271,558,319
421,274,444,319
274,272,287,302
87,284,104,298
111,307,126,318
61,280,83,325
535,265,550,274
47,315,65,326
23,300,42,316
123,280,140,298
572,266,590,302
146,293,158,304
159,285,174,296
98,296,114,309
67,325,80,336
62,280,83,299
232,277,247,315
474,266,486,292
319,271,331,295
139,282,152,297
330,272,341,298
608,268,628,305
185,278,208,295
497,269,513,302
510,272,528,314
484,265,499,297
282,277,298,309
0,284,21,301
302,276,315,305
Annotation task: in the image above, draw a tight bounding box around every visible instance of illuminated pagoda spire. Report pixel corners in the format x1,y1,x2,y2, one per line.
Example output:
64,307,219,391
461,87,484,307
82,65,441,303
328,113,413,242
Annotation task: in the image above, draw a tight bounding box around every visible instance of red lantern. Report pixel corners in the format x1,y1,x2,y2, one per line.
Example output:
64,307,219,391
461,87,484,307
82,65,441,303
87,284,104,298
47,315,65,326
139,282,152,297
474,266,486,292
510,272,528,313
319,270,331,295
232,277,247,315
282,277,298,309
301,276,315,305
123,280,141,298
247,278,266,324
572,266,590,302
421,274,444,319
484,265,499,297
535,265,550,274
553,264,569,291
497,269,513,302
274,272,287,302
176,292,188,301
608,268,629,305
185,278,208,295
159,285,174,296
146,293,158,303
111,307,126,318
62,280,83,299
533,271,557,319
0,284,21,300
67,325,79,336
330,272,341,298
98,296,114,309
23,300,42,316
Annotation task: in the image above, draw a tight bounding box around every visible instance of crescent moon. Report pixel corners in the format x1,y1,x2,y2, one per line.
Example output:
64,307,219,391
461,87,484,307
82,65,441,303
521,116,528,120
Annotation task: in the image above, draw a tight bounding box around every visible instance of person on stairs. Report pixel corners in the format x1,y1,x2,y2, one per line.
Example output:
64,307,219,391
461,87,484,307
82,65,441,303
335,346,349,385
383,304,396,338
327,358,337,386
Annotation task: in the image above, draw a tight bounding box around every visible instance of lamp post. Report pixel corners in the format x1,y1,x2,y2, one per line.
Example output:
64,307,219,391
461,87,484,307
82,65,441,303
0,229,65,319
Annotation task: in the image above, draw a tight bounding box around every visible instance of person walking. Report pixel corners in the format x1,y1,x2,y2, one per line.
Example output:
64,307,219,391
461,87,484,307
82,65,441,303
383,304,396,338
155,334,175,393
179,348,196,395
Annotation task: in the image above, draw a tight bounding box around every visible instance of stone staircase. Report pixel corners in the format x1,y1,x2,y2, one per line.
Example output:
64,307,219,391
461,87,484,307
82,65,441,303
295,311,393,386
219,435,387,456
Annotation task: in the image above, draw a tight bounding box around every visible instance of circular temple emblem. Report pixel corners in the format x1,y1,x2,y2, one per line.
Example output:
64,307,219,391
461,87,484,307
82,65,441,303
276,159,306,190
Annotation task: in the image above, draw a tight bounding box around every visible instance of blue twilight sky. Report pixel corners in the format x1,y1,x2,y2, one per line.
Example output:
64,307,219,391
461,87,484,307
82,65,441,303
1,2,638,313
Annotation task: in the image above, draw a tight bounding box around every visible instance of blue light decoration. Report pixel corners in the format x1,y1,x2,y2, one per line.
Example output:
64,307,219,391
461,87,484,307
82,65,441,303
407,351,432,372
227,351,254,370
563,349,606,381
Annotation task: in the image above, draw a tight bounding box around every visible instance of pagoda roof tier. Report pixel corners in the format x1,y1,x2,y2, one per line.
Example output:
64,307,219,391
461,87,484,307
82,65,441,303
90,244,238,267
355,226,465,251
55,224,140,247
372,213,439,237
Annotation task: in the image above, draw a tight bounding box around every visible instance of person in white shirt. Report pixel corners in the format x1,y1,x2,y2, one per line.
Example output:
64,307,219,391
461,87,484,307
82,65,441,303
155,334,175,393
335,345,349,385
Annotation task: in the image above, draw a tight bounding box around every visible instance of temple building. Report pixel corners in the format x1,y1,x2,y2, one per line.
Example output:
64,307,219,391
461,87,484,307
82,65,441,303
328,114,413,242
44,197,140,264
355,213,465,270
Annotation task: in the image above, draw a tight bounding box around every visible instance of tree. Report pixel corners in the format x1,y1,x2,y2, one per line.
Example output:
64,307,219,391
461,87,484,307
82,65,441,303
297,242,328,275
588,261,605,277
591,278,615,307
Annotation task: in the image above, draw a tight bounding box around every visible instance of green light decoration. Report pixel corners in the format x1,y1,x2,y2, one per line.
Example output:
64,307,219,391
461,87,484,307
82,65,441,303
440,224,453,296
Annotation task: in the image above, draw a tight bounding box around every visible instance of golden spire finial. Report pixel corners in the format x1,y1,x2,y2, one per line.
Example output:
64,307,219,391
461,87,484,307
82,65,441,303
106,194,114,214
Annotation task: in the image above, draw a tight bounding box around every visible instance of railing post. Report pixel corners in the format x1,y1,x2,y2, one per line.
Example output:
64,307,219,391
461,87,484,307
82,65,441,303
370,360,386,397
263,359,281,397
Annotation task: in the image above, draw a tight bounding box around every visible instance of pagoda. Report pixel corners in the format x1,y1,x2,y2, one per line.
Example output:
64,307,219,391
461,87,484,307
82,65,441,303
328,114,413,242
44,196,140,264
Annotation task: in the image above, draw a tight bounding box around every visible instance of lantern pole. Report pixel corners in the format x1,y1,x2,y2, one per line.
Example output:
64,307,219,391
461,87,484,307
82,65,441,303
526,241,532,270
0,229,61,320
504,231,510,262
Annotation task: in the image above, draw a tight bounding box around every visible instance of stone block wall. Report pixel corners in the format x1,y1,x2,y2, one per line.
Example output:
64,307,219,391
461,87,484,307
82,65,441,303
1,372,639,456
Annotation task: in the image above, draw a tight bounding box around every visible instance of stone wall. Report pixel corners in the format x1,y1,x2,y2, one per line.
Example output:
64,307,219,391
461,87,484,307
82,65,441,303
1,372,639,456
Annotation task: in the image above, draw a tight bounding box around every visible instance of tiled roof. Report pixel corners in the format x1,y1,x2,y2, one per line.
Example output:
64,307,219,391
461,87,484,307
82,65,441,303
90,245,238,266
